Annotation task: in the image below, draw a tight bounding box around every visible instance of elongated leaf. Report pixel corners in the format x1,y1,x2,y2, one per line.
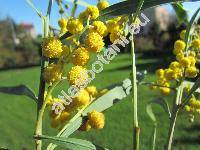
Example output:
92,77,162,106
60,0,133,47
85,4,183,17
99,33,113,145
65,0,90,7
99,0,200,20
171,3,188,25
37,135,96,150
184,7,200,51
146,102,157,123
146,98,171,150
26,0,43,18
82,86,129,115
146,98,171,123
0,85,37,103
48,78,132,149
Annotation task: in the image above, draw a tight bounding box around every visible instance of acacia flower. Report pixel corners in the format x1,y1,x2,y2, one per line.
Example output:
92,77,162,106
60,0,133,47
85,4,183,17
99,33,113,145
97,1,109,11
88,110,105,129
43,63,62,84
72,47,90,66
42,37,63,58
67,66,88,85
67,18,83,34
85,32,104,53
89,21,108,37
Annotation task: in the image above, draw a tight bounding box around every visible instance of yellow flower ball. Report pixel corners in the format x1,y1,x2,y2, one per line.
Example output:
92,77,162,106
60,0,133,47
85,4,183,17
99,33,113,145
169,61,180,70
109,31,122,43
173,68,182,78
164,68,176,80
174,40,186,52
180,30,186,40
85,32,104,53
189,98,200,112
184,105,191,112
67,66,88,85
156,69,165,77
191,38,200,49
176,53,184,61
89,21,108,37
97,1,109,11
85,6,99,20
189,51,196,57
72,89,90,107
179,57,191,68
72,47,90,66
67,18,83,34
188,56,196,66
185,66,198,78
88,110,105,129
42,37,63,58
58,18,67,28
59,111,70,123
43,63,62,84
160,87,171,95
86,86,98,97
106,20,121,33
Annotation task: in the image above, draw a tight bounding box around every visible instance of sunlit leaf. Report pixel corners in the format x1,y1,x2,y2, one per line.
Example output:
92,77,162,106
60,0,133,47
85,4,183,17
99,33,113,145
37,135,96,150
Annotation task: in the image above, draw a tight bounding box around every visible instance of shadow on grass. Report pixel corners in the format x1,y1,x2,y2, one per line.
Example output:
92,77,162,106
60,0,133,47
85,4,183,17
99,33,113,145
174,124,200,145
174,136,200,145
106,58,171,73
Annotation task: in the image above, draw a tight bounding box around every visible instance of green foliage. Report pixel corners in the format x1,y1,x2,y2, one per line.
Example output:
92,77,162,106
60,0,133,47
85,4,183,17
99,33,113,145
146,98,171,124
99,0,195,21
49,78,132,149
172,3,188,25
182,76,200,105
0,55,200,149
0,85,37,103
36,135,97,150
184,7,200,51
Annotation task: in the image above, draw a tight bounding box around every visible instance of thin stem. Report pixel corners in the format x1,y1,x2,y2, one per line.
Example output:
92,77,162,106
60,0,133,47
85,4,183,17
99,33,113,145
131,34,140,150
165,83,183,150
165,107,179,150
35,81,60,149
130,1,144,149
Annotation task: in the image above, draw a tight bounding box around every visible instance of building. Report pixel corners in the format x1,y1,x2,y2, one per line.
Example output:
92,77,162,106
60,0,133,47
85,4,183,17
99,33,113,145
141,6,174,35
20,23,36,38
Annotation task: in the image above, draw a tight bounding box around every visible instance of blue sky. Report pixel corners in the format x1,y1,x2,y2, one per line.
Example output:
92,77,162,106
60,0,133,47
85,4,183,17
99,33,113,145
0,0,199,34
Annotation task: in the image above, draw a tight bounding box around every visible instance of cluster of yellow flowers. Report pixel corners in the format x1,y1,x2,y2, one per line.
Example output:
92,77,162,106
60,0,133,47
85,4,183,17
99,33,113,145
41,1,124,130
185,97,200,113
152,30,200,95
184,97,200,122
79,110,105,131
46,86,107,129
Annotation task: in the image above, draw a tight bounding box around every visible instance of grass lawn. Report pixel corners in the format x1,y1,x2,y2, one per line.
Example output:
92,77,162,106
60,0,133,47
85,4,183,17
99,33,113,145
0,54,199,150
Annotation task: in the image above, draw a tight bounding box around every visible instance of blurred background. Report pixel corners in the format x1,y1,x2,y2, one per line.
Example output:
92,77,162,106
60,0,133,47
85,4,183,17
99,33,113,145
0,0,200,150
